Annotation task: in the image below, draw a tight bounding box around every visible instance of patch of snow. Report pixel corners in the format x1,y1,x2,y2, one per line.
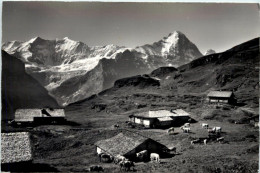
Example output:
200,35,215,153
161,31,179,56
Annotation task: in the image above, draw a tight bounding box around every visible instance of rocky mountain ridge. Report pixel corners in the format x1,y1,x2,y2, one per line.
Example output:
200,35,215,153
2,31,203,105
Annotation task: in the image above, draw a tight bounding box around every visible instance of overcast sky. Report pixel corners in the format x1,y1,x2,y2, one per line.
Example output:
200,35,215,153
2,2,259,53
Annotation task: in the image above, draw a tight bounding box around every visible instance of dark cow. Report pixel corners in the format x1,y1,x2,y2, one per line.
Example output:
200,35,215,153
119,160,135,171
89,165,104,172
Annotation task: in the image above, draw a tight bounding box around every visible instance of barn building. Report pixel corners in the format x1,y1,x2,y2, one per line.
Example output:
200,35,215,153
14,108,66,125
94,131,169,162
207,91,236,104
129,109,190,128
1,132,32,171
1,132,58,172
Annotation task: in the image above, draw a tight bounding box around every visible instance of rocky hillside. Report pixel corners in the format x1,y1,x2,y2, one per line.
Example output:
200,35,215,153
2,31,202,106
1,51,59,120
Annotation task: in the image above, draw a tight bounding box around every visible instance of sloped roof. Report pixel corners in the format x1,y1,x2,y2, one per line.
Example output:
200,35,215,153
15,108,65,122
15,109,41,122
171,109,190,116
134,109,189,118
44,108,65,117
157,117,173,121
95,132,148,156
1,132,32,164
207,91,233,98
134,112,150,118
148,110,174,118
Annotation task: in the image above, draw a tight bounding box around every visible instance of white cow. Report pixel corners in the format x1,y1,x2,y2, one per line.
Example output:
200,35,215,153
168,147,176,153
208,128,215,133
191,139,200,145
201,123,209,129
114,155,127,164
136,150,148,161
167,127,174,134
213,127,222,132
216,137,224,143
150,153,160,163
180,127,190,133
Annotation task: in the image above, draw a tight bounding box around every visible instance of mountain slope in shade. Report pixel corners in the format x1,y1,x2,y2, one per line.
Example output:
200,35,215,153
1,51,60,120
50,50,150,104
2,31,202,106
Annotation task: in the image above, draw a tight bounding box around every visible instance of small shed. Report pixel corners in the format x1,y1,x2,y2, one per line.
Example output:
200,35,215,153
14,108,66,124
1,132,32,164
207,91,236,104
94,132,169,161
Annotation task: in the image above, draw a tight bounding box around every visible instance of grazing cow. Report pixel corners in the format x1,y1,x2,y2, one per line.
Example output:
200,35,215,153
136,150,148,161
169,147,176,153
119,160,135,171
201,123,209,129
213,127,222,132
191,139,200,145
208,128,215,133
180,127,190,133
114,155,127,164
184,123,190,127
150,153,160,163
204,139,208,145
216,137,224,143
89,165,104,172
167,127,174,134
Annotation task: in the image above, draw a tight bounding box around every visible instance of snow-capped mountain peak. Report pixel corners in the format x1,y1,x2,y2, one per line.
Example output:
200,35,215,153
29,36,45,43
135,30,202,67
161,31,180,55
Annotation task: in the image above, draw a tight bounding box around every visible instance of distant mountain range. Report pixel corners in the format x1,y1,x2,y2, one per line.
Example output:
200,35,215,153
2,31,203,106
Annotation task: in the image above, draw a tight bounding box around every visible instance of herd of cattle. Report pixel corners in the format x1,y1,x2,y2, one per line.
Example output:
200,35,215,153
94,150,162,172
89,122,225,172
167,122,224,145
